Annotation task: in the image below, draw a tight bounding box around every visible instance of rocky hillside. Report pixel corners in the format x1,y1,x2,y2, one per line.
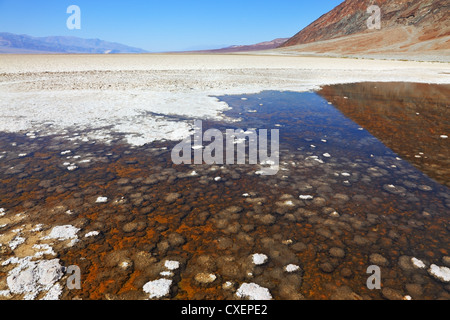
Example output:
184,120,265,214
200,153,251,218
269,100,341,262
281,0,449,47
278,0,449,61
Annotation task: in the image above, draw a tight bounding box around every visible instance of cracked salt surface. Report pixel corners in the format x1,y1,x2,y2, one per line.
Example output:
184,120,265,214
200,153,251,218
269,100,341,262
0,90,231,146
44,225,79,241
0,290,10,297
41,283,62,300
33,244,56,258
3,257,64,300
9,235,26,250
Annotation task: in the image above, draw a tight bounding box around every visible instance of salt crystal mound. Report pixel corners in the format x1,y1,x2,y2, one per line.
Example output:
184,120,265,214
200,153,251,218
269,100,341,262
95,197,108,203
411,257,426,269
428,264,450,283
84,231,100,238
41,283,62,301
143,279,172,299
164,260,180,271
9,235,26,250
66,164,78,171
0,90,231,146
236,283,272,300
32,244,56,258
5,258,64,300
285,264,301,273
44,225,80,241
43,225,80,247
160,271,174,277
252,253,268,266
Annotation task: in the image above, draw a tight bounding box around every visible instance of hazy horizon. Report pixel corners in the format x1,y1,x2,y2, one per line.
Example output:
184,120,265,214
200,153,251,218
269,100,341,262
0,0,344,52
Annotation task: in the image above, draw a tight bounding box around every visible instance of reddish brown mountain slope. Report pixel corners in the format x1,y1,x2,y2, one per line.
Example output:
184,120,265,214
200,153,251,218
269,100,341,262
191,38,289,53
282,0,449,46
279,0,449,60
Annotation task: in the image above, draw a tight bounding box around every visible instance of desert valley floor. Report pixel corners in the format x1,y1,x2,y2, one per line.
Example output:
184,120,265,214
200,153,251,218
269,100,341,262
0,54,449,300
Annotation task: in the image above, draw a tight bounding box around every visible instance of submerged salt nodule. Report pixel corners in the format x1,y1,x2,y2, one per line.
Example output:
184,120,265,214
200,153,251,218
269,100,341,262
252,253,268,266
95,197,108,204
164,260,180,271
236,283,273,301
428,265,450,283
143,278,173,299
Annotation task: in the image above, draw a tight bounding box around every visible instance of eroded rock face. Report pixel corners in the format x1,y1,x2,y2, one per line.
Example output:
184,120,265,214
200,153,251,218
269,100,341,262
279,0,449,59
281,0,449,47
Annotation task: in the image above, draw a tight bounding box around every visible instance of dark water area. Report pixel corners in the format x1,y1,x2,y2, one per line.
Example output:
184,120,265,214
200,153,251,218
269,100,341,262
0,83,448,300
318,82,450,187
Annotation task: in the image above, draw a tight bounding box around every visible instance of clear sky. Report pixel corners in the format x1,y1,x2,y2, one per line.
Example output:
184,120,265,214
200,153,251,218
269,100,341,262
0,0,344,52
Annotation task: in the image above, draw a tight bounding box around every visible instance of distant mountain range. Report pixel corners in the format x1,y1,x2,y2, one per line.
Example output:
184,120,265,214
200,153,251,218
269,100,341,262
0,32,148,54
0,32,287,54
196,38,289,53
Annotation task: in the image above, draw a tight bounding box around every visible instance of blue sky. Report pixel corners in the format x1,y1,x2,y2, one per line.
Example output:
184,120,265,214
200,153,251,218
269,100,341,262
0,0,343,52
